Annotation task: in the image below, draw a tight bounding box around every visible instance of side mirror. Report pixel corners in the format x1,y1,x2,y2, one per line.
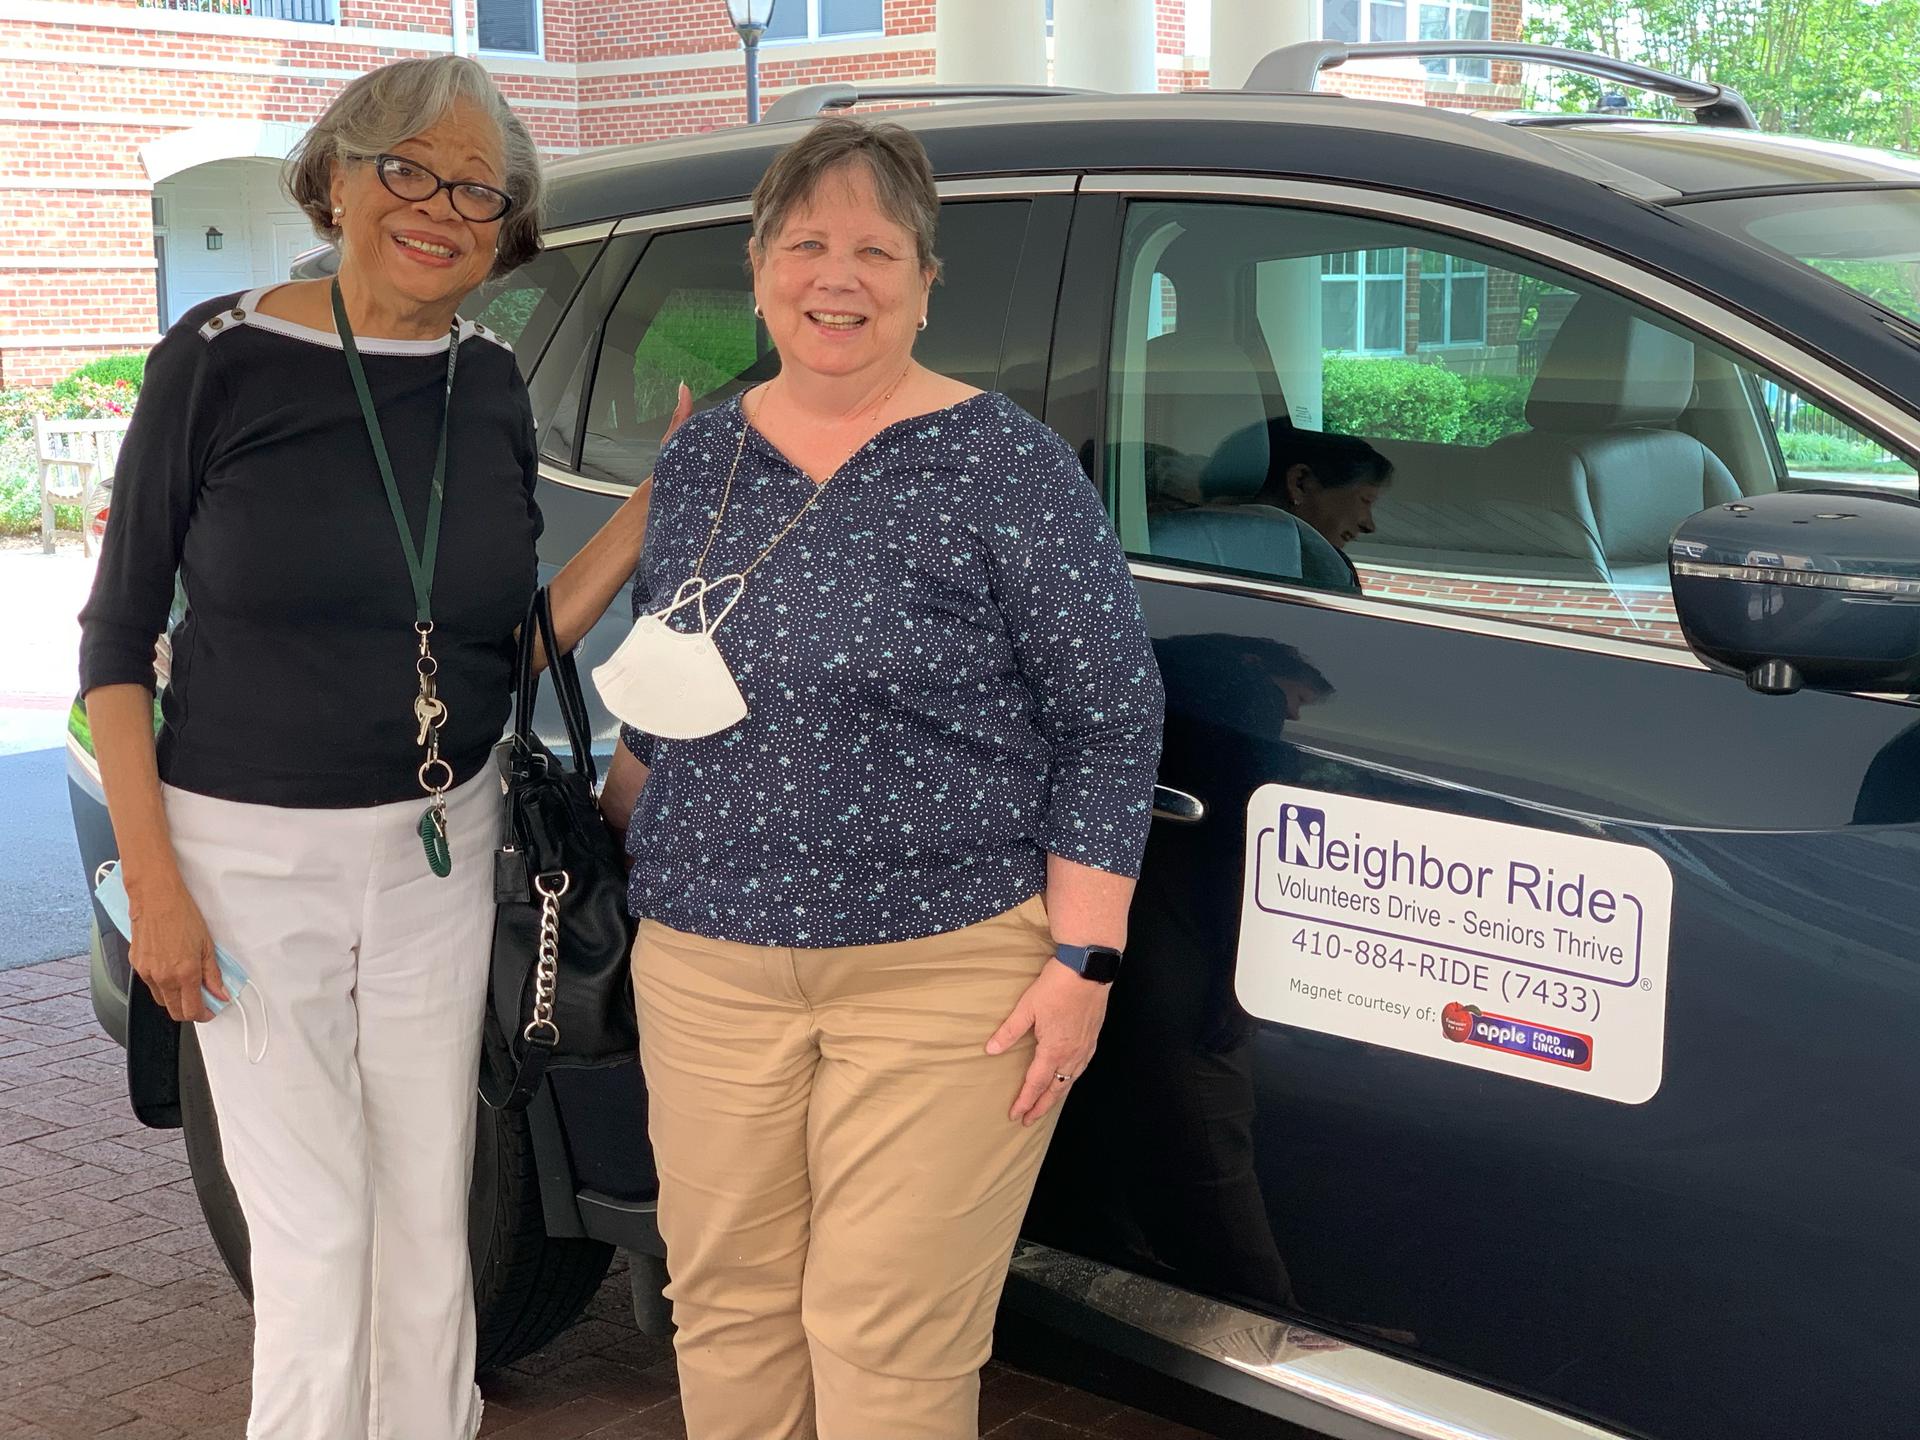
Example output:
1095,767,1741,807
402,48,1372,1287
1669,490,1920,695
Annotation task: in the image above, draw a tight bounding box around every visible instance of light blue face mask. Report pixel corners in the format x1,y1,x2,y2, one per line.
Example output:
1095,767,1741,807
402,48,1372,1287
93,862,269,1064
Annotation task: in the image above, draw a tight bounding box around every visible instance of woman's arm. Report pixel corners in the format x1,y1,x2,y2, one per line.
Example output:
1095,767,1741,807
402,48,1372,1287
87,685,225,1022
538,385,692,667
599,742,649,834
545,478,650,660
983,426,1166,1127
76,314,230,1023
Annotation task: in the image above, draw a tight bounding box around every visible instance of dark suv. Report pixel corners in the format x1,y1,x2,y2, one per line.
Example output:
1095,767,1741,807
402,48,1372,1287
67,41,1920,1440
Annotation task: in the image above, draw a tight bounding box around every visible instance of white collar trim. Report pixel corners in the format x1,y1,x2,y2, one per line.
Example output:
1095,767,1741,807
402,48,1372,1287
198,285,507,354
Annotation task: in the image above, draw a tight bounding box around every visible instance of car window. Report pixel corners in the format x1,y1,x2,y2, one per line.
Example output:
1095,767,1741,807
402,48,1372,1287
576,201,1031,488
1106,199,1920,649
464,240,598,378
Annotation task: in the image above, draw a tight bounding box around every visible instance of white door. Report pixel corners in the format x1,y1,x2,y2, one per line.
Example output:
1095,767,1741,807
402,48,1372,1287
271,218,320,283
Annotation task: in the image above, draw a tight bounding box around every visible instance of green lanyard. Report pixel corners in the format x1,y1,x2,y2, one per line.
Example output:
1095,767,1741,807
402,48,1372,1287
331,278,458,625
332,278,462,876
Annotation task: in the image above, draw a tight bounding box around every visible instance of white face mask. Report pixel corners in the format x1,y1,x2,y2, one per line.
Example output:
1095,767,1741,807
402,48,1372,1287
592,575,749,741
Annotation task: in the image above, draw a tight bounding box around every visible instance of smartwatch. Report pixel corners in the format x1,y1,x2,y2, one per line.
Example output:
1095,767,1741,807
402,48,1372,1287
1053,942,1124,984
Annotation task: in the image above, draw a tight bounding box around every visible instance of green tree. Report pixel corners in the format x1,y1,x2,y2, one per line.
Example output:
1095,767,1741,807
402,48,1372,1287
1525,0,1920,150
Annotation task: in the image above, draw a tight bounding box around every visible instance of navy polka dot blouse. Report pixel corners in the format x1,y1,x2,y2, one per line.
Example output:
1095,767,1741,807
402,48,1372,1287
621,389,1164,949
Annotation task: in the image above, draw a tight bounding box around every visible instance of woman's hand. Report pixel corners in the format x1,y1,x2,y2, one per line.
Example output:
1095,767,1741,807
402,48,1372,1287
130,879,227,1023
986,961,1110,1127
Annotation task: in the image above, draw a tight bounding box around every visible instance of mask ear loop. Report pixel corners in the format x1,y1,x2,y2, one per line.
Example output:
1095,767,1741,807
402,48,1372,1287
698,573,747,634
655,574,747,635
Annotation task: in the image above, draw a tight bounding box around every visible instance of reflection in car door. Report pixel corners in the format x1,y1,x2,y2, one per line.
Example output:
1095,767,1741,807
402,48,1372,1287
1027,184,1920,1440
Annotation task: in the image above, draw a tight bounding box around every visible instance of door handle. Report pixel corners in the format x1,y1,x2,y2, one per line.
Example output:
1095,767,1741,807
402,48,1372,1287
1152,785,1206,823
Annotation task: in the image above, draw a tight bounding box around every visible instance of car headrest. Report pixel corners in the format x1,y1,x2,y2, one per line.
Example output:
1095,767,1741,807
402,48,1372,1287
1195,418,1274,502
1142,331,1278,500
1526,300,1697,432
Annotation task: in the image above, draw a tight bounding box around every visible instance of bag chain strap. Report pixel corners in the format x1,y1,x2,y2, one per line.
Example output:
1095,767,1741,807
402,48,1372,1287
525,870,569,1047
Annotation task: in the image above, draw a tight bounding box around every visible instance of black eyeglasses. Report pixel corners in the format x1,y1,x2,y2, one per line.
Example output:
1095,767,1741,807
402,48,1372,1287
356,153,514,224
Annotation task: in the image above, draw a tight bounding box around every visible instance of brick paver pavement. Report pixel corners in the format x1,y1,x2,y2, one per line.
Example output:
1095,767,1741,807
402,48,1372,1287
0,954,1214,1439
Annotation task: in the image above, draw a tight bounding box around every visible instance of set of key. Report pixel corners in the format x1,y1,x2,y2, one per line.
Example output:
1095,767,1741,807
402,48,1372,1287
415,689,449,746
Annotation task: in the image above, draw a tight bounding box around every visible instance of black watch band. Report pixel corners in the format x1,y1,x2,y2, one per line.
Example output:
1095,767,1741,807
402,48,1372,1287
1054,942,1123,984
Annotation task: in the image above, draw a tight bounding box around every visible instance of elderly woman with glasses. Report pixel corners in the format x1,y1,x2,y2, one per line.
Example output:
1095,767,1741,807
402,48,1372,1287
597,116,1164,1439
77,57,683,1439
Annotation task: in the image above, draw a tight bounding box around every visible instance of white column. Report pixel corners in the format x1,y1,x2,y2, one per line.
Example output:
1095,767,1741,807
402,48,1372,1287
1258,260,1325,431
937,0,1048,86
1053,0,1158,93
1207,0,1315,90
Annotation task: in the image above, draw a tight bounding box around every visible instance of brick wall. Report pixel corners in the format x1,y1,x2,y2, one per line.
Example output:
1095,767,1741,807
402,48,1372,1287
0,0,1531,382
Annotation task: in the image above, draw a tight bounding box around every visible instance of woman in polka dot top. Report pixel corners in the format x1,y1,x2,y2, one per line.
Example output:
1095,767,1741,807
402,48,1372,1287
598,116,1163,1440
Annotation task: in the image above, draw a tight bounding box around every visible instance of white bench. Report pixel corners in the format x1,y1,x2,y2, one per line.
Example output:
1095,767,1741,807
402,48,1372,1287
34,416,130,557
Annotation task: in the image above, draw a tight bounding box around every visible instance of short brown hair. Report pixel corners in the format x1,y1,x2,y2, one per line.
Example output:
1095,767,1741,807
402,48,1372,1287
284,56,544,278
748,116,942,281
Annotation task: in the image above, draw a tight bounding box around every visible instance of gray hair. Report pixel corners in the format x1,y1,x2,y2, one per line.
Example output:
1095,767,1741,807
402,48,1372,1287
284,56,543,277
749,116,942,282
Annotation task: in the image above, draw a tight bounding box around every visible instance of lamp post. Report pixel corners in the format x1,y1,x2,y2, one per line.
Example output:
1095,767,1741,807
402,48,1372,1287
724,0,779,124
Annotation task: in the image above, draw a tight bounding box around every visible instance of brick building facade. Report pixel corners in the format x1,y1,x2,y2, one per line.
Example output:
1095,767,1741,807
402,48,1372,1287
0,0,1521,385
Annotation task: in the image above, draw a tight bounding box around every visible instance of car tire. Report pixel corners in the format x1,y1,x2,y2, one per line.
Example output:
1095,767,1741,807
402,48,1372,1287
177,1023,615,1372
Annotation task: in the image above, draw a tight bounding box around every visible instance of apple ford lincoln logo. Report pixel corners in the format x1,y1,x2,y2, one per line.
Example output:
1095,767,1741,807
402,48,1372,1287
1279,804,1327,867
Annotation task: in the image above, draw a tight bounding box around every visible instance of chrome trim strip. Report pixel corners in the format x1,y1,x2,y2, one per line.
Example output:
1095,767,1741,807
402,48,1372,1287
541,220,616,249
1671,559,1920,596
607,177,1070,238
935,174,1078,196
1151,784,1207,822
1078,174,1920,454
539,460,635,498
1008,1243,1629,1440
613,199,753,235
1127,559,1711,671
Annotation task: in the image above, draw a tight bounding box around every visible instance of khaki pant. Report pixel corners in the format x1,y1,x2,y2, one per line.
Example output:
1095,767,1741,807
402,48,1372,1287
633,895,1062,1440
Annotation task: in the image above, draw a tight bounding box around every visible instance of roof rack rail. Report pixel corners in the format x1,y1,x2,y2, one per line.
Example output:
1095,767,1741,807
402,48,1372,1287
761,83,1094,125
1245,41,1757,129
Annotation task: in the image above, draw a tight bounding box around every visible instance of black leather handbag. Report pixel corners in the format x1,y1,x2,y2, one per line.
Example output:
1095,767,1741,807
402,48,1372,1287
481,587,638,1112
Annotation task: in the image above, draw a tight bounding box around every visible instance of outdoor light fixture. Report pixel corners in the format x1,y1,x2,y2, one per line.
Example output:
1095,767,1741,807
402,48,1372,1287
205,226,224,251
723,0,779,123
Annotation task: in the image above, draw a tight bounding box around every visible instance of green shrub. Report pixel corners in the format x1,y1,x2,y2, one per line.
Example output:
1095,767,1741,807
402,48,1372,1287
1775,428,1908,474
1322,356,1466,443
68,354,145,389
1456,374,1530,447
1320,356,1531,447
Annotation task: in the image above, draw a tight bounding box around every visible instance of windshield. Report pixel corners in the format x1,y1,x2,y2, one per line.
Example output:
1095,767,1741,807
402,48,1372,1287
1683,188,1920,324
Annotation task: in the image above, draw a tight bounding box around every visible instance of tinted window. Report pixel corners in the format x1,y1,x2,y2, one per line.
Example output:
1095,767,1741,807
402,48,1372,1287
466,241,598,379
1106,199,1919,648
577,202,1030,487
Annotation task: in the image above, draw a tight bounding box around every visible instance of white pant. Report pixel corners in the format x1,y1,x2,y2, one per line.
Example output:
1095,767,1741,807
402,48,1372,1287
165,767,503,1440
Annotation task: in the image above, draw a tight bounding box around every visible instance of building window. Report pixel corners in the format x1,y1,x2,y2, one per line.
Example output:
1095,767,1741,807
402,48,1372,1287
762,0,884,43
1322,248,1407,355
476,0,539,55
1418,0,1491,79
1417,252,1487,346
1322,0,1406,43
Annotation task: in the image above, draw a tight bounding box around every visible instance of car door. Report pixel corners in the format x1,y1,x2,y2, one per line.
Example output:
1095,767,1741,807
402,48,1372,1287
1027,180,1920,1440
